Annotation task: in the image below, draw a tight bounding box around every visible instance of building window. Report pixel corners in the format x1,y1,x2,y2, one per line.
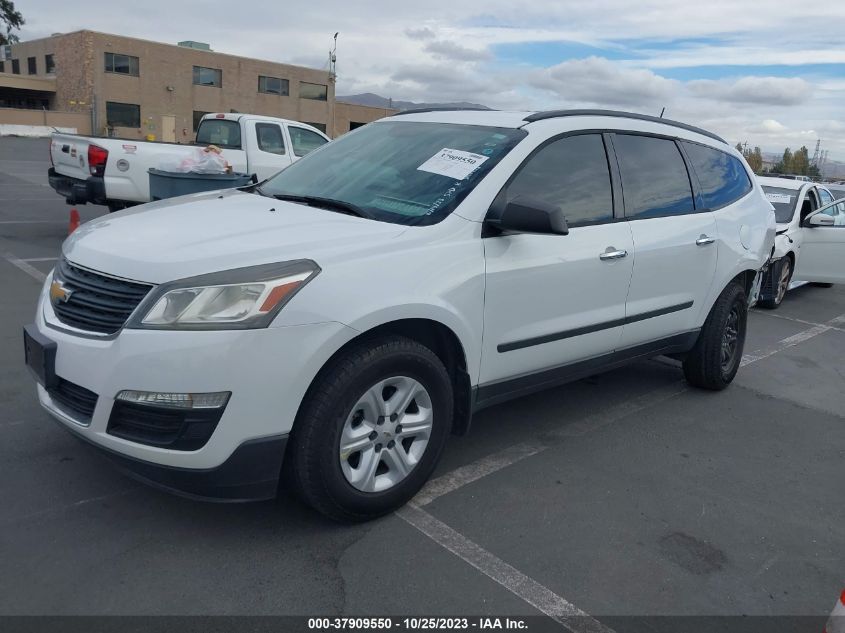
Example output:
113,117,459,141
45,54,55,74
104,52,139,76
0,61,4,73
106,101,141,128
11,59,20,74
27,56,37,74
258,75,289,96
349,121,367,131
193,111,211,132
300,82,327,101
193,66,222,87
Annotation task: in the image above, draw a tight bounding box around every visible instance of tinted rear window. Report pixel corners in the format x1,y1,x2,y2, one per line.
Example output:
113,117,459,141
196,119,241,149
614,134,694,219
682,142,752,209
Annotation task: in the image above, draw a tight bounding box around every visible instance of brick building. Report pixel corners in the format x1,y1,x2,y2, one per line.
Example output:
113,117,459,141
0,30,395,138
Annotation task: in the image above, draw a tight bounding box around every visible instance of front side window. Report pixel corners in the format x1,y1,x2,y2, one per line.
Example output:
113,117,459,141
300,82,327,101
27,57,36,74
817,200,845,226
762,186,799,223
682,141,752,209
260,121,527,226
104,52,139,76
195,119,241,149
193,66,222,87
256,123,285,155
819,188,834,205
504,134,613,226
105,101,140,128
258,75,289,96
614,134,694,219
289,127,328,157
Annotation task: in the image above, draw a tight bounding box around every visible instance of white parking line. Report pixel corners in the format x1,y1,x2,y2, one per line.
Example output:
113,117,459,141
752,309,845,333
397,505,614,633
401,312,845,629
2,251,47,282
20,256,57,262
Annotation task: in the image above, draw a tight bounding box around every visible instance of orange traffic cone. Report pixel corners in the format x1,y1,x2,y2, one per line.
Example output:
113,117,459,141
824,589,845,633
68,208,80,235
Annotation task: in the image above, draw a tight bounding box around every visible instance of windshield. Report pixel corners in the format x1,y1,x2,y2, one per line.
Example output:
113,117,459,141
259,121,527,225
762,186,799,223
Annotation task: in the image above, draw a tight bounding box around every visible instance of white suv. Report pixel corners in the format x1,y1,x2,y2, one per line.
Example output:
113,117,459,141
25,109,782,521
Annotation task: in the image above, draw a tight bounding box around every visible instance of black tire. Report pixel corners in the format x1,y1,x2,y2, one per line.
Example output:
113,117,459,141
811,282,834,288
758,257,792,309
107,202,124,213
288,335,453,522
683,282,748,391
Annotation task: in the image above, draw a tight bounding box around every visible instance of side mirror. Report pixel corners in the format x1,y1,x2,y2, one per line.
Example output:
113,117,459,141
807,213,835,227
487,196,569,235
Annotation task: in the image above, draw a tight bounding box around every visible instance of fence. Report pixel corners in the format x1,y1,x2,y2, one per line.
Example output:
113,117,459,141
0,108,92,136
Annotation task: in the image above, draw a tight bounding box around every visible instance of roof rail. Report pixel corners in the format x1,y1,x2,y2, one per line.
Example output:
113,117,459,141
523,109,726,144
392,107,492,116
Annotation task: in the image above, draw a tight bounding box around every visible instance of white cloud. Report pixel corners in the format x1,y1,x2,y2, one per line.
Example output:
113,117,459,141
530,56,678,108
424,40,492,62
687,77,810,106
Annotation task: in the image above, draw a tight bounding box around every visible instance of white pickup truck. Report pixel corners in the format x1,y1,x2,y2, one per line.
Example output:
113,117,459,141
47,113,330,211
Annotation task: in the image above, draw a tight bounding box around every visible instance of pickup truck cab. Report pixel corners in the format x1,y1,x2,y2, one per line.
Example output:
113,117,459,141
27,109,792,521
48,113,330,210
757,176,841,308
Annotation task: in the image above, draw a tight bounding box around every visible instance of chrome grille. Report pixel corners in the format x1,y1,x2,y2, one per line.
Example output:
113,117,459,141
51,259,152,334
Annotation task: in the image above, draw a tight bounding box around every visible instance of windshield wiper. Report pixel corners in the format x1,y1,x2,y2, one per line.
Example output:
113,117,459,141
271,194,374,219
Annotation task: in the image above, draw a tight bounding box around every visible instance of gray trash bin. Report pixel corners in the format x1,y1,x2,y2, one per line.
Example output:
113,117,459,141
148,168,253,201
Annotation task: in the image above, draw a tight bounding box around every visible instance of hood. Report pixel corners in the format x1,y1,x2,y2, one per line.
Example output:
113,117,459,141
63,189,405,283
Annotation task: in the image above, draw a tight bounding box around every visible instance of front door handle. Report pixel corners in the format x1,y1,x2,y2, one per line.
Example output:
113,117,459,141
696,235,716,246
599,248,628,261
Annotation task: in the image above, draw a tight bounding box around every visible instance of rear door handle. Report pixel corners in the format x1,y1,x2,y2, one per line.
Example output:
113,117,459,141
599,248,628,261
696,235,716,246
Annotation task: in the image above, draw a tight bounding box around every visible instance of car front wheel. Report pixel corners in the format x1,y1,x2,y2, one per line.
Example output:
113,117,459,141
759,257,792,309
288,336,453,522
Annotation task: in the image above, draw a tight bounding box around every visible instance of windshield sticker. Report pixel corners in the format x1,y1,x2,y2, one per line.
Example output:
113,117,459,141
417,148,489,180
765,193,792,204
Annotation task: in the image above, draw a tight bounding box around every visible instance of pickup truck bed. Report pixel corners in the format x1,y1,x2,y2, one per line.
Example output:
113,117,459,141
48,113,330,210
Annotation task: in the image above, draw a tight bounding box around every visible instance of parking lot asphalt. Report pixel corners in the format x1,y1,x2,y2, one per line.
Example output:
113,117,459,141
0,137,843,624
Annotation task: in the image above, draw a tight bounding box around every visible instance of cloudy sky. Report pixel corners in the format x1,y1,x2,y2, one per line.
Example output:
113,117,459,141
17,0,845,161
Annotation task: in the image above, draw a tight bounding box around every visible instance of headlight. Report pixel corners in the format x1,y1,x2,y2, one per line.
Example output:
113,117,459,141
128,260,320,330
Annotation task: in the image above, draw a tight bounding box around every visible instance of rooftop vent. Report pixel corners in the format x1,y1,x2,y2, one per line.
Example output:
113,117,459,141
178,41,212,51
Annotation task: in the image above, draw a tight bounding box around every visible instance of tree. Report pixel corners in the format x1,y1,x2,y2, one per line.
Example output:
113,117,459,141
776,147,793,174
0,0,24,46
791,146,810,176
746,146,763,174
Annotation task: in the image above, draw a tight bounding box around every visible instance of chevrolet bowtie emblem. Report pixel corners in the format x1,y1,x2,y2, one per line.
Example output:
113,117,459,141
50,279,73,303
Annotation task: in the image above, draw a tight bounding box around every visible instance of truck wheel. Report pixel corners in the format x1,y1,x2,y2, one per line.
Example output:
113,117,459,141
683,282,748,391
758,257,792,309
288,336,453,522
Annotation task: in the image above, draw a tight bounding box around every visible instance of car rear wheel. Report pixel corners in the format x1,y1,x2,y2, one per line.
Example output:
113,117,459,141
288,335,453,522
759,257,792,309
683,282,748,390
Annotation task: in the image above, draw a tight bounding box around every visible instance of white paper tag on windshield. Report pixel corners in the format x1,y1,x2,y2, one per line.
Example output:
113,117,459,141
417,148,489,180
765,193,792,204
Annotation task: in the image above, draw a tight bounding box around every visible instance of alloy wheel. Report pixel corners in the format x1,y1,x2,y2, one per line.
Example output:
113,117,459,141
720,305,741,373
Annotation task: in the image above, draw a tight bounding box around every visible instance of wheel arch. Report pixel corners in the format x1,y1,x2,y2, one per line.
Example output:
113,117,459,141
293,317,474,441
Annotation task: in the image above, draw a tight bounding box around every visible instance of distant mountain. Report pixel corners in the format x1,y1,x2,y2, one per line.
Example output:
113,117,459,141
337,92,489,111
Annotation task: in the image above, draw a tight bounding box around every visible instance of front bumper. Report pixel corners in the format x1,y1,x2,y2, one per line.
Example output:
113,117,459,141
30,272,357,498
47,167,106,205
